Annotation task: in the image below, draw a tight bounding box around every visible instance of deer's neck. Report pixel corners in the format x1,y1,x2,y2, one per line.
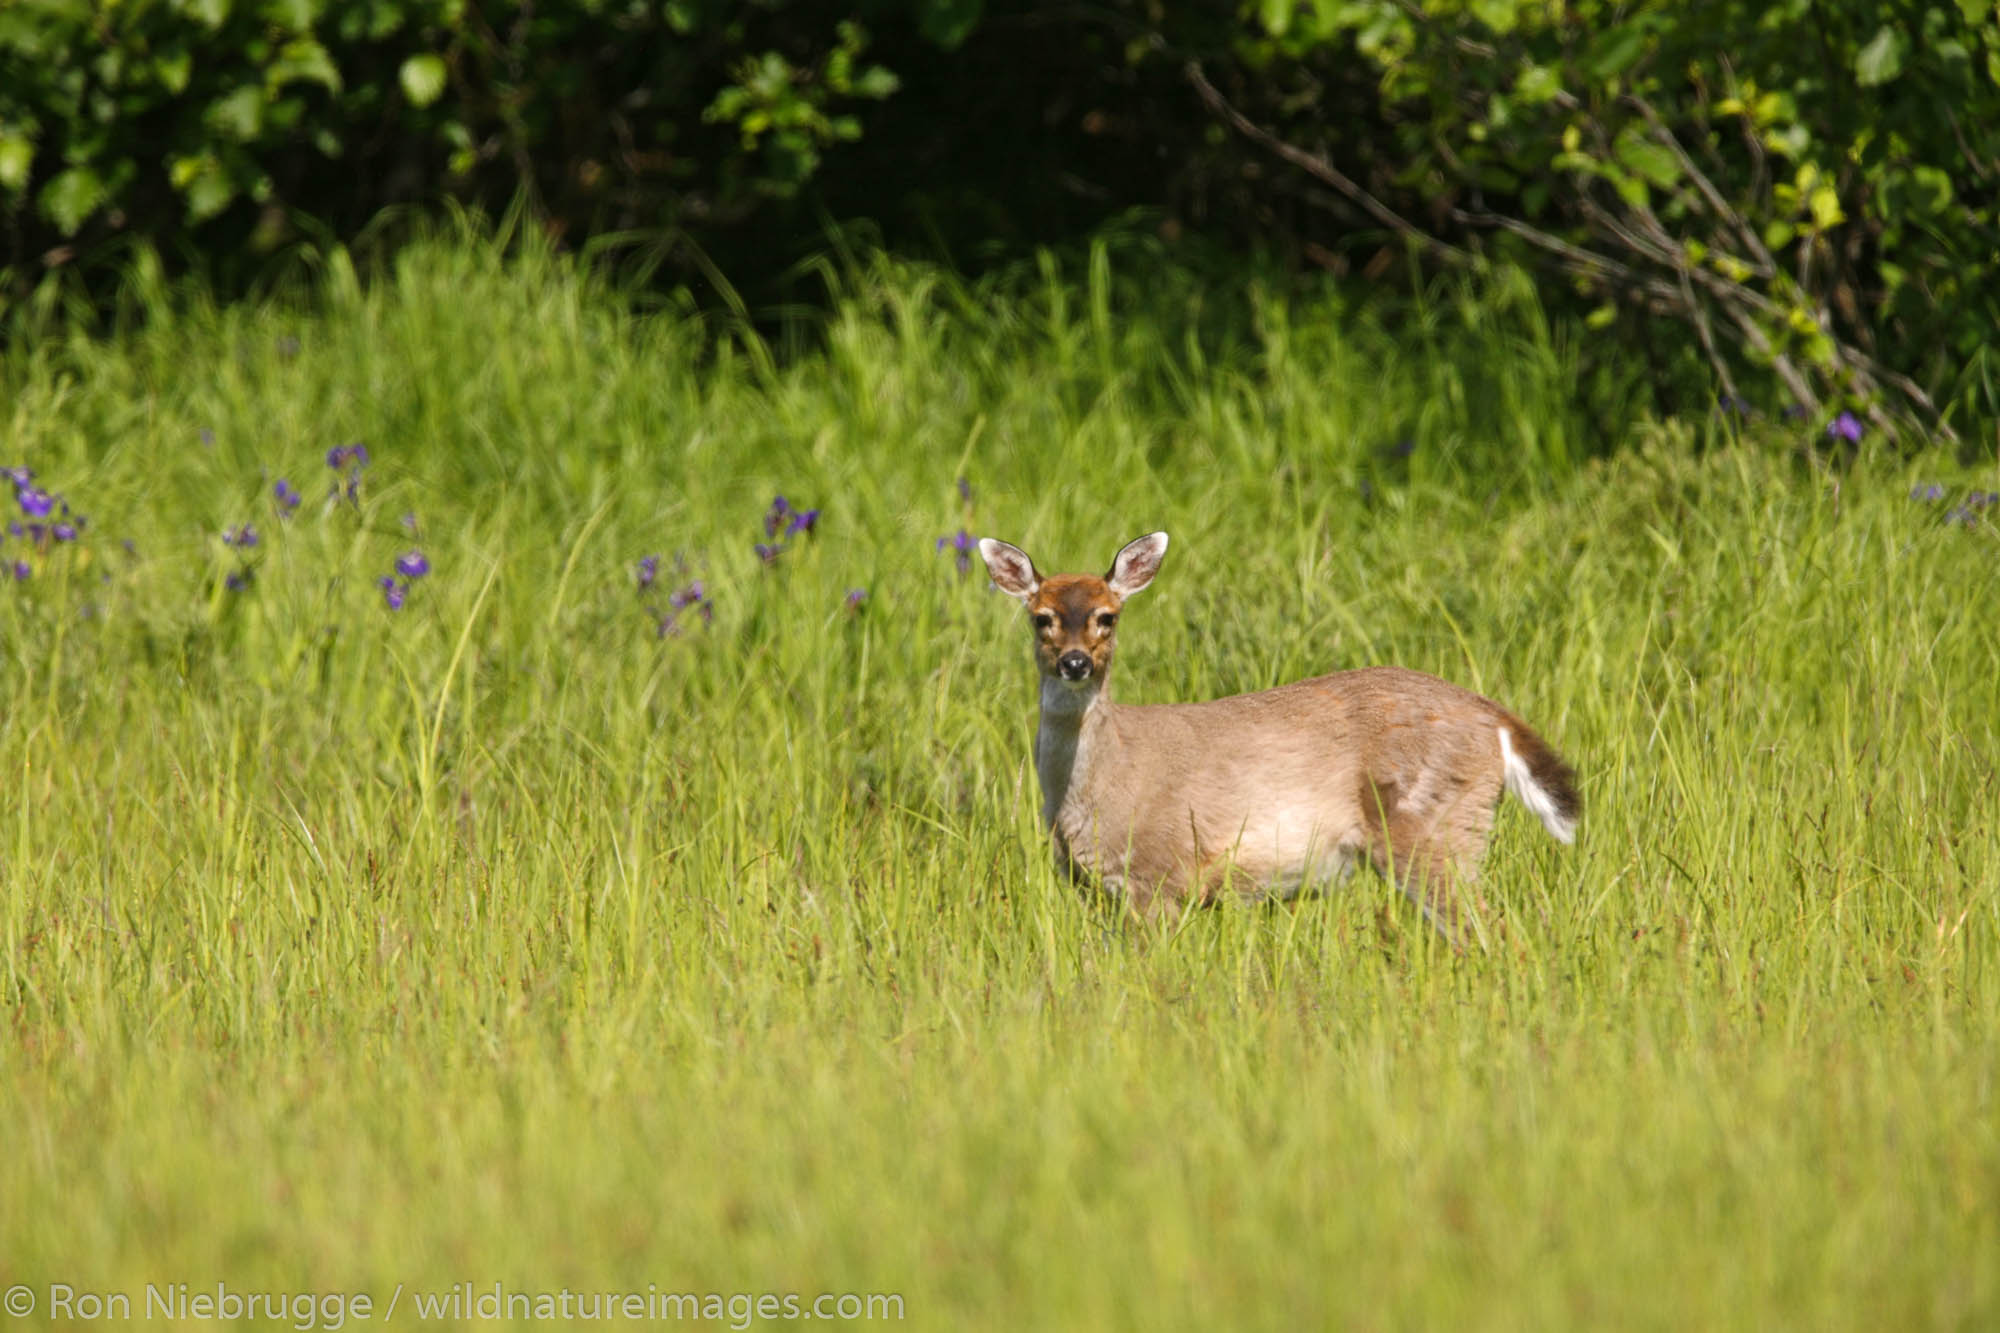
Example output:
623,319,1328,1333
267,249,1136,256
1034,676,1113,829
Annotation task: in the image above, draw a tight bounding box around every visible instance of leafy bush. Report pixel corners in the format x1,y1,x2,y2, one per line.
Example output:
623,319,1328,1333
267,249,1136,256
4,0,1997,435
1155,0,2000,433
0,0,905,283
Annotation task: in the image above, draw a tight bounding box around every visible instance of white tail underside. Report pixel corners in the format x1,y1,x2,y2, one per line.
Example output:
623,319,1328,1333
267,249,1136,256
1498,726,1576,844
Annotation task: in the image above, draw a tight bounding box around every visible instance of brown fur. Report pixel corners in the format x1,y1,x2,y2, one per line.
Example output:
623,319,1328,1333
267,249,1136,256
981,533,1581,948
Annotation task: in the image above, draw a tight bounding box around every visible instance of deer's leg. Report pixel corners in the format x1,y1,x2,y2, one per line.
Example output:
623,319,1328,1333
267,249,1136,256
1384,841,1483,950
1361,780,1486,951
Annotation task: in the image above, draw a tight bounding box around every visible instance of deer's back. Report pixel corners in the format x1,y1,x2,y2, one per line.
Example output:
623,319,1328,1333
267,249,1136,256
1075,666,1512,895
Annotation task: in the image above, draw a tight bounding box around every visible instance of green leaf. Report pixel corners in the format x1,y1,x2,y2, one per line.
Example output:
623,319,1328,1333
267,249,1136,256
1853,26,1907,86
0,129,32,194
267,38,341,93
851,66,899,100
1515,63,1562,105
1586,23,1649,78
1908,165,1954,212
205,85,265,140
168,154,208,190
184,0,230,29
38,165,106,234
1765,123,1810,158
263,0,319,28
920,0,984,49
154,48,193,94
184,163,238,220
1613,125,1680,190
399,54,447,108
1806,184,1844,229
1470,0,1518,35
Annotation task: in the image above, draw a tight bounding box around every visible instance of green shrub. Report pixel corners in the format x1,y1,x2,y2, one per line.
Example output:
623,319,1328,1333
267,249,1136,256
0,0,904,284
4,0,1997,435
1160,0,2000,432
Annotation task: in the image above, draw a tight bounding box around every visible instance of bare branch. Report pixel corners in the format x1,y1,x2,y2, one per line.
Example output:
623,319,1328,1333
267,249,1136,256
1187,52,1949,438
1623,93,1777,279
1450,207,1632,283
1680,266,1738,405
1184,61,1473,268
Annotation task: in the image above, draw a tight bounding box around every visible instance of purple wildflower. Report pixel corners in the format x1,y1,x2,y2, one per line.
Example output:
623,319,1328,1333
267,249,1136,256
764,494,792,539
1910,483,1945,502
401,512,418,533
636,554,660,590
274,479,302,515
222,523,259,549
52,521,76,542
225,570,251,592
1827,411,1864,443
845,587,867,610
656,578,713,635
10,561,27,581
786,508,820,537
1945,506,1978,527
957,476,973,503
378,575,407,610
2,466,30,488
326,443,370,505
937,528,976,576
755,541,783,565
18,487,53,519
1967,491,1998,511
200,428,216,448
395,550,430,579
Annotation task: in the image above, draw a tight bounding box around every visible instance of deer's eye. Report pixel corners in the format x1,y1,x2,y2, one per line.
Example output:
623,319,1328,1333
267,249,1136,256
1096,612,1118,629
1032,612,1056,631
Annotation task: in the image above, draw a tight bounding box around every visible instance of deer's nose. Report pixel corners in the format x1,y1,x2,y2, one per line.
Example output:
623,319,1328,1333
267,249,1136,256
1057,651,1093,680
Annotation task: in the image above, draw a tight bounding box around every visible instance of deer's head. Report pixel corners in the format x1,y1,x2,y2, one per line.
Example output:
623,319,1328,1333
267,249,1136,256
978,532,1168,689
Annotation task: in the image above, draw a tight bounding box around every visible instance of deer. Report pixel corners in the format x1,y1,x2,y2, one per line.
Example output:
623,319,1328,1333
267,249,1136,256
977,531,1579,948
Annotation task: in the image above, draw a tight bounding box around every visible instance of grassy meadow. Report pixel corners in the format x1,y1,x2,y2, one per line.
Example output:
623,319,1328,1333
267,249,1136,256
3,233,1998,1330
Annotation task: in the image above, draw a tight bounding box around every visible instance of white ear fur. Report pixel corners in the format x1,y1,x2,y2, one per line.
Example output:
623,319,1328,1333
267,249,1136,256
1106,531,1168,597
978,538,1040,601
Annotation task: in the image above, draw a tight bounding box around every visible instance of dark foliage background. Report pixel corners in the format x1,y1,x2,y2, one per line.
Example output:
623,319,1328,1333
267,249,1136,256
4,0,1997,433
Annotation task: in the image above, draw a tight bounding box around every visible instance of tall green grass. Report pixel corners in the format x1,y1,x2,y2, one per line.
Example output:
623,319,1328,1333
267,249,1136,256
2,230,1997,1330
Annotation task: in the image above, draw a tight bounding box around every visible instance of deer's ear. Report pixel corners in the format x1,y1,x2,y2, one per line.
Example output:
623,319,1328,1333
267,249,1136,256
1106,531,1168,598
979,538,1040,601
